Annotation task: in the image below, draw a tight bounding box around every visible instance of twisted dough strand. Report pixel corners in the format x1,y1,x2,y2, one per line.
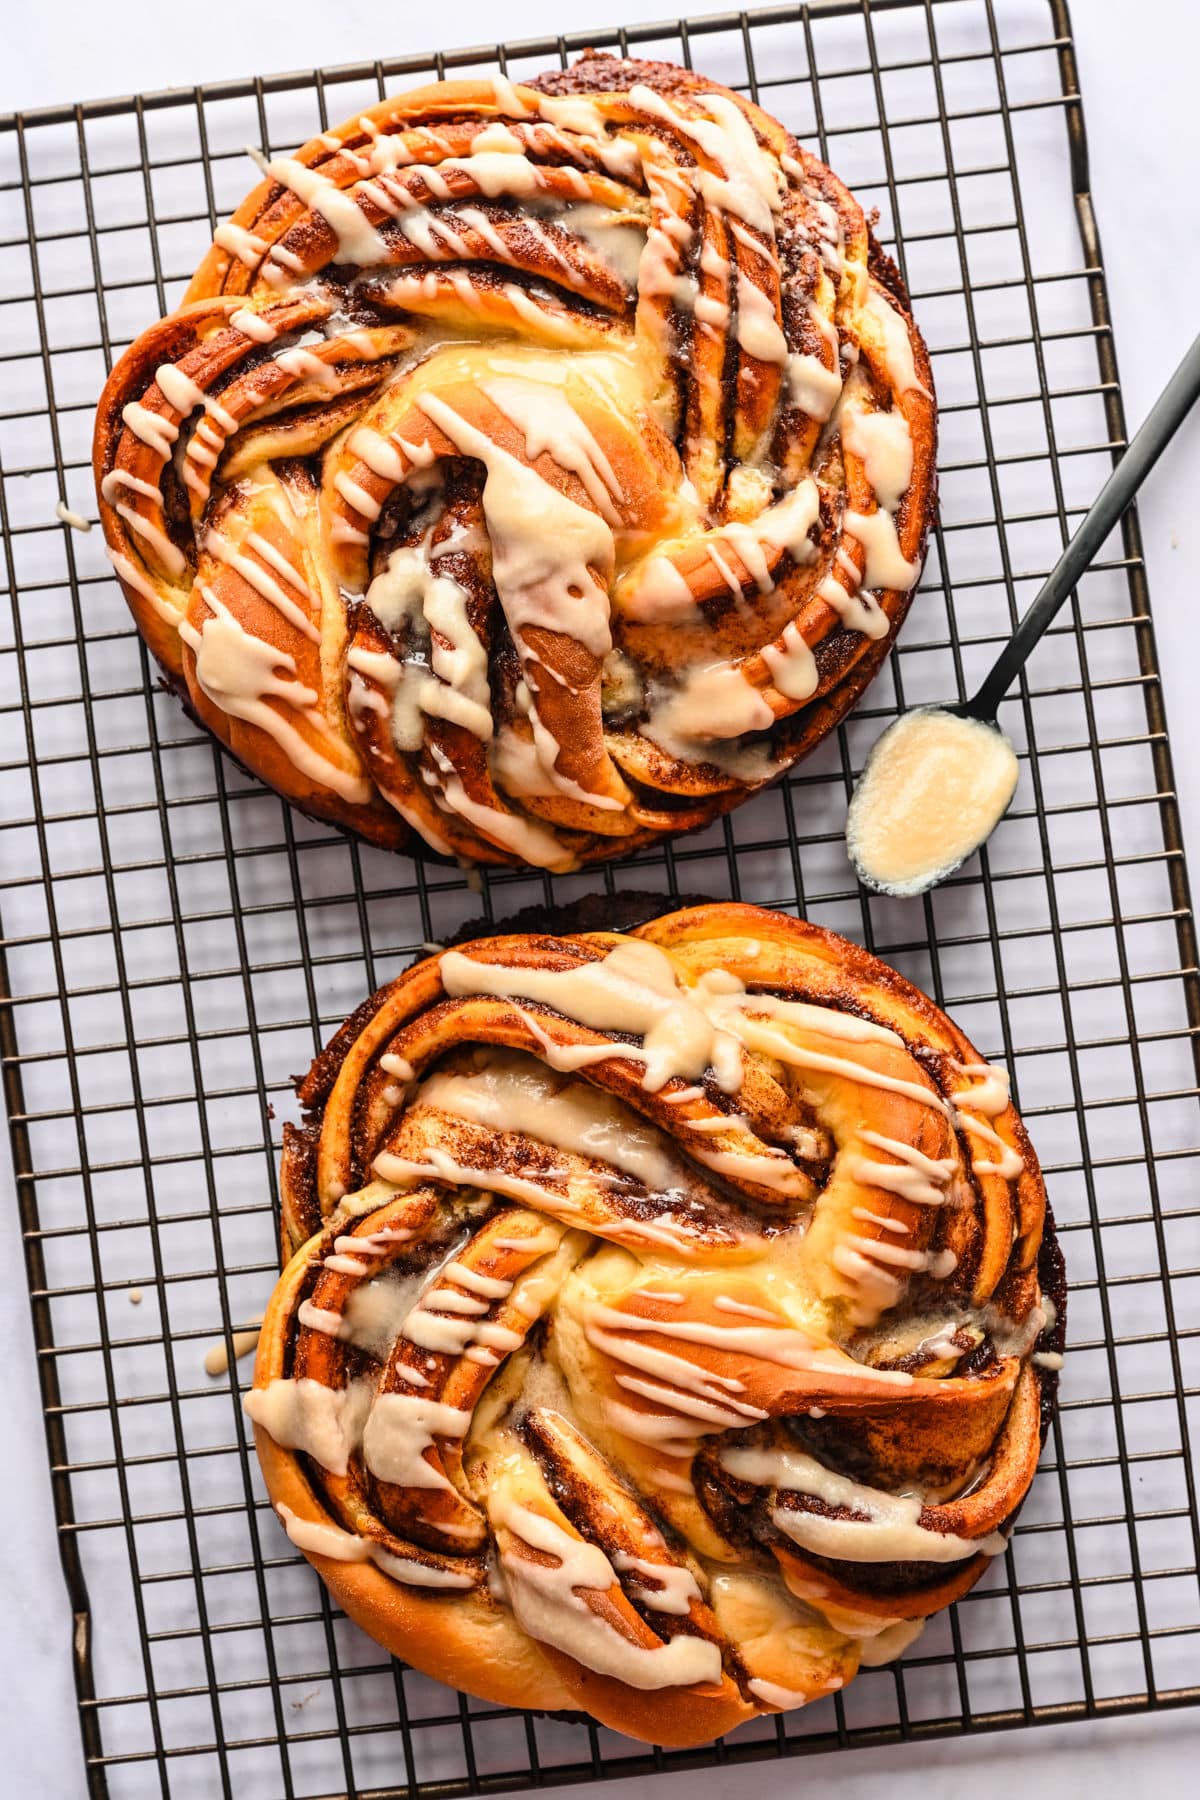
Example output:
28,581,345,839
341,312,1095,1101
250,903,1061,1745
94,55,936,869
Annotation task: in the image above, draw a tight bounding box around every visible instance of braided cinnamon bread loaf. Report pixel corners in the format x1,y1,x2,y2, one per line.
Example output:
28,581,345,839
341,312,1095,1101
94,55,935,869
249,902,1061,1744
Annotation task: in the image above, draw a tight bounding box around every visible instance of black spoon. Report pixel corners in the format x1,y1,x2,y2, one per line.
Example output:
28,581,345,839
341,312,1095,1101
846,328,1200,898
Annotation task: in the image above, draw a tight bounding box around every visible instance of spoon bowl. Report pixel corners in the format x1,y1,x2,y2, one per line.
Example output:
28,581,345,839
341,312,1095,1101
846,705,1018,898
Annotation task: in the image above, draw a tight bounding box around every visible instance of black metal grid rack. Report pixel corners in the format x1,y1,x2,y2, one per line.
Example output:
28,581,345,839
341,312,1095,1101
1,0,1198,1793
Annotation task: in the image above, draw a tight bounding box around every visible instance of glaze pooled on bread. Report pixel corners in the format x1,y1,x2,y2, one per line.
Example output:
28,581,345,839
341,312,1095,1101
94,55,935,868
249,903,1061,1745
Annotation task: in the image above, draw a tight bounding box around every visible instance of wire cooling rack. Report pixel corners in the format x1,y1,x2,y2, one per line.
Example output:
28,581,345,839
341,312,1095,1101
2,0,1198,1793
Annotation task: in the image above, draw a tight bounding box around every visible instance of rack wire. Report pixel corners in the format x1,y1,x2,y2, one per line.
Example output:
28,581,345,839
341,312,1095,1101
1,0,1198,1793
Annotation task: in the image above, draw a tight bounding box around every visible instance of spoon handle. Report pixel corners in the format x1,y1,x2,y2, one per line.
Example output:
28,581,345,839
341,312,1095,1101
969,327,1200,723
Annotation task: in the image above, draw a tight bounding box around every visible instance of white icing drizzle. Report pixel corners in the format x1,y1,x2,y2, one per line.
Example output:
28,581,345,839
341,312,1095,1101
761,621,819,702
101,469,162,507
604,1383,761,1457
688,1142,805,1196
276,1503,368,1561
268,244,307,275
363,541,430,632
179,588,370,804
275,346,342,392
847,1130,957,1207
203,529,319,641
629,86,782,238
106,546,179,623
245,530,316,599
370,1545,477,1589
443,1260,513,1300
350,425,406,482
492,1229,562,1256
786,351,842,421
423,746,577,871
948,1060,1011,1115
956,1112,1024,1181
713,1295,778,1323
946,1062,1022,1179
843,507,921,594
376,1139,616,1228
648,660,774,750
817,571,889,641
440,939,745,1094
229,307,277,343
481,375,625,526
436,942,1020,1200
213,221,269,266
748,1677,809,1710
113,501,185,577
416,385,614,659
275,1504,477,1587
833,1234,956,1280
203,1326,261,1377
249,147,391,265
585,1302,821,1379
488,75,535,121
489,725,572,802
361,1392,472,1491
718,1005,944,1115
343,1272,437,1359
362,539,495,750
850,1207,911,1234
423,570,492,738
55,502,92,532
559,204,645,286
335,471,384,520
399,1275,523,1359
120,401,178,459
842,404,913,512
721,990,901,1048
638,204,696,310
346,646,399,723
720,1445,1006,1563
611,1551,703,1616
861,284,932,400
415,1290,488,1315
244,1377,372,1476
493,1495,723,1690
416,1051,687,1192
155,363,237,431
297,1299,348,1338
533,93,609,138
616,553,699,624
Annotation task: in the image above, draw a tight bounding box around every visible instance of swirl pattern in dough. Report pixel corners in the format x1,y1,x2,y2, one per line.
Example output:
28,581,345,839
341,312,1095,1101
94,55,935,870
249,902,1062,1745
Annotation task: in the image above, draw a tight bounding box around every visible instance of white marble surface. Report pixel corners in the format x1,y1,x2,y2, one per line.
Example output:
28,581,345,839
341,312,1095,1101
2,1,1198,1794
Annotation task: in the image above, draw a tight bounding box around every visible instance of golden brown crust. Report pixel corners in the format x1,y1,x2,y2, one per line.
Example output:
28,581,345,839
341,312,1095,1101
94,56,936,870
250,902,1060,1745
